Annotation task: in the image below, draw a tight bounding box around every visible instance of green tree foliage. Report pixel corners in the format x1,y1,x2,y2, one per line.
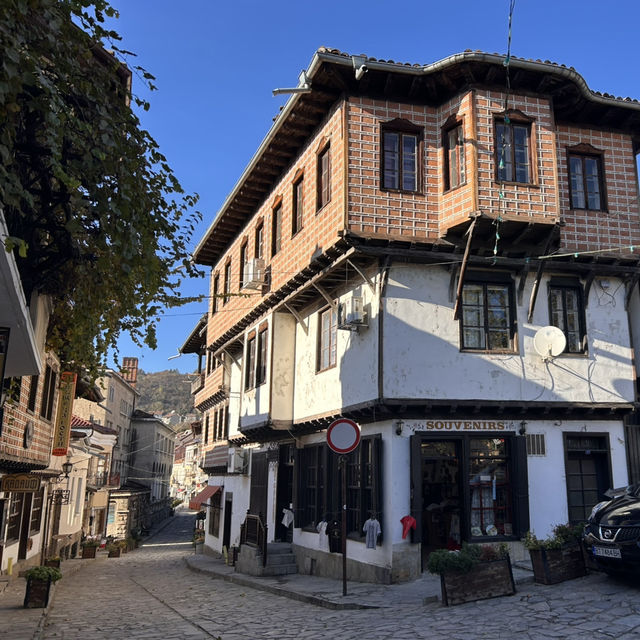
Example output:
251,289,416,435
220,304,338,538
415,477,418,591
136,369,195,416
0,0,202,375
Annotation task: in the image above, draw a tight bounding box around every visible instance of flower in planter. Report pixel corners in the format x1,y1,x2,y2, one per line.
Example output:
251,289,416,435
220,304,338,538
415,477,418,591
523,523,586,585
24,566,62,583
81,538,100,548
427,543,509,575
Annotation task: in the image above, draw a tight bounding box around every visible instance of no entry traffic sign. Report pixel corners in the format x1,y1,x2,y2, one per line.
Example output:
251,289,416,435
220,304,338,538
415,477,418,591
326,418,361,454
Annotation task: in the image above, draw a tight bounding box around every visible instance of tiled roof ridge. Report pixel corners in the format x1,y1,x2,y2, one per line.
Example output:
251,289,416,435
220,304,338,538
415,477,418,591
316,47,639,104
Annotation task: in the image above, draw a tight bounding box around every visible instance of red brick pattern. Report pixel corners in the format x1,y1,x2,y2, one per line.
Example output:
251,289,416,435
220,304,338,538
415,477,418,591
556,125,640,252
0,352,60,467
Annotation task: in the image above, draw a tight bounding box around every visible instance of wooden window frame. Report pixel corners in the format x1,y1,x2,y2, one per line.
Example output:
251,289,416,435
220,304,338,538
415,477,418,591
567,144,607,212
547,278,587,355
208,491,222,537
256,326,268,386
460,272,517,353
245,334,256,390
380,118,423,193
239,240,248,289
27,375,38,413
292,171,304,236
271,200,282,257
212,273,219,314
29,488,44,534
494,110,536,185
40,364,57,421
255,220,264,261
316,142,331,211
317,305,338,372
443,117,466,191
223,260,232,306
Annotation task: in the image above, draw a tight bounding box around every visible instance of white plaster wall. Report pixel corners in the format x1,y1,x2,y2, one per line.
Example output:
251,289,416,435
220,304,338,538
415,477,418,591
294,286,379,421
227,355,242,437
628,287,640,376
383,266,635,404
527,419,628,539
271,313,296,423
240,319,270,429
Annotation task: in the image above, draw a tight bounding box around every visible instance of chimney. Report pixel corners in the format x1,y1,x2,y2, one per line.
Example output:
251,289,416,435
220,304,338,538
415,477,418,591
121,357,138,388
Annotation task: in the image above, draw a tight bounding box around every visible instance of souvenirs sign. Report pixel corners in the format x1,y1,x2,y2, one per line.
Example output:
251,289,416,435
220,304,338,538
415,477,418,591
51,372,77,456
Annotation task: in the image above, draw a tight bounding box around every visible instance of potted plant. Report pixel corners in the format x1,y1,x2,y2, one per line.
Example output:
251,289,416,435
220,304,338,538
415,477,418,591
81,538,100,558
106,543,122,558
427,543,516,606
193,530,205,554
23,566,62,608
44,557,61,568
523,523,586,585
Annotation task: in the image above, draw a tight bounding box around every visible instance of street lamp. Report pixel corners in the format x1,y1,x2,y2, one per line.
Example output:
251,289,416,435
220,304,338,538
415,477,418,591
61,460,73,478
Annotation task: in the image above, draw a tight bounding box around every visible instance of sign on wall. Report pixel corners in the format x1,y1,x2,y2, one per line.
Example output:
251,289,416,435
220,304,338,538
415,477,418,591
51,371,77,456
1,473,40,492
412,420,518,432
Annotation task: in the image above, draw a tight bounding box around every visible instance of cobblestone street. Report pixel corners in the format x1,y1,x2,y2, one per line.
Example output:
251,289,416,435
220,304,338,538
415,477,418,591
35,511,640,640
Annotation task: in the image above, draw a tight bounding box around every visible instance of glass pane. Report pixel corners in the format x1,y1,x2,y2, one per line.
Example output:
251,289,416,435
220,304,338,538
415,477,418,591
383,133,399,189
462,308,482,327
488,308,508,329
488,330,510,350
462,284,483,305
487,286,508,309
570,157,586,209
496,124,512,181
464,328,484,349
402,135,417,190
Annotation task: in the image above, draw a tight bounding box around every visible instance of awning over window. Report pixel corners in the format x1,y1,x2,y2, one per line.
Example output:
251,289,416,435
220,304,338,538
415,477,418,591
189,485,221,511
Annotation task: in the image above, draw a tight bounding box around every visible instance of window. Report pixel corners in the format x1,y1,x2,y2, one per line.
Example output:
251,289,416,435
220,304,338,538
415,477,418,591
271,203,282,256
346,436,382,536
292,174,304,235
108,384,114,402
29,488,44,533
208,491,221,537
297,437,382,535
256,326,268,386
6,492,24,541
317,306,338,371
495,118,531,183
461,278,514,351
204,413,210,445
444,123,465,190
245,334,256,390
569,152,604,210
469,438,512,537
317,144,331,210
381,119,421,192
223,261,231,305
212,273,220,313
255,221,264,260
27,375,38,412
40,365,57,421
298,444,329,529
224,405,229,439
239,241,247,289
549,283,585,353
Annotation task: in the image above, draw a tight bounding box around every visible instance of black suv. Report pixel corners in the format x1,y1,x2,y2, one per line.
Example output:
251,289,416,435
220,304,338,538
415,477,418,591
583,484,640,575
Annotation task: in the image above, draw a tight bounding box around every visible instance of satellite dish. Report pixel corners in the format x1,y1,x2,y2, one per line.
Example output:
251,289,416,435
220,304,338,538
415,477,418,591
533,326,566,359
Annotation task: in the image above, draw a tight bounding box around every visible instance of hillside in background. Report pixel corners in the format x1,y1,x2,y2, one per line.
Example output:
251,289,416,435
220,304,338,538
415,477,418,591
136,369,195,416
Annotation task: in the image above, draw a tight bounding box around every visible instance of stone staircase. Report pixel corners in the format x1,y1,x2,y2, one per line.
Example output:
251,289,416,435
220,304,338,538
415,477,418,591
235,542,297,577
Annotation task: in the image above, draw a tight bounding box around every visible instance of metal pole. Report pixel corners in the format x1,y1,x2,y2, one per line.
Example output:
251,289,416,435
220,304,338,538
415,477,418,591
340,454,347,596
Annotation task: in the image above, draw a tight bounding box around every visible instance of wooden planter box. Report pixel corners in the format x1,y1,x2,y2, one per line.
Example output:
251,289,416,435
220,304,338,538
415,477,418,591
24,577,53,608
529,545,587,585
44,559,61,568
81,546,97,559
440,556,516,606
108,548,122,558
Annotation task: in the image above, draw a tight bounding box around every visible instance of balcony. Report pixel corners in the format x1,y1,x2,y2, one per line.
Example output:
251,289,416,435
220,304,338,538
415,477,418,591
191,373,205,395
87,472,109,489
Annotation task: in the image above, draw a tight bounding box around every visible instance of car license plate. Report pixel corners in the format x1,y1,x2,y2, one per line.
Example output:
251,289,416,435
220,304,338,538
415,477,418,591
593,546,622,559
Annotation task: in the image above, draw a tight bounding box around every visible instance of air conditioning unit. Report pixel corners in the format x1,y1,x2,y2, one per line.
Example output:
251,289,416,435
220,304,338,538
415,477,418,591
338,296,368,331
242,258,265,290
228,448,249,474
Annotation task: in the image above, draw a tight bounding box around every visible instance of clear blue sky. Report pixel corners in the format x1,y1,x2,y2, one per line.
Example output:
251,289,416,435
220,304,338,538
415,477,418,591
107,0,640,373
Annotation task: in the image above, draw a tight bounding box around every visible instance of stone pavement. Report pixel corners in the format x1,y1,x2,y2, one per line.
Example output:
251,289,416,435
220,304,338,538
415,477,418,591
1,510,639,640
